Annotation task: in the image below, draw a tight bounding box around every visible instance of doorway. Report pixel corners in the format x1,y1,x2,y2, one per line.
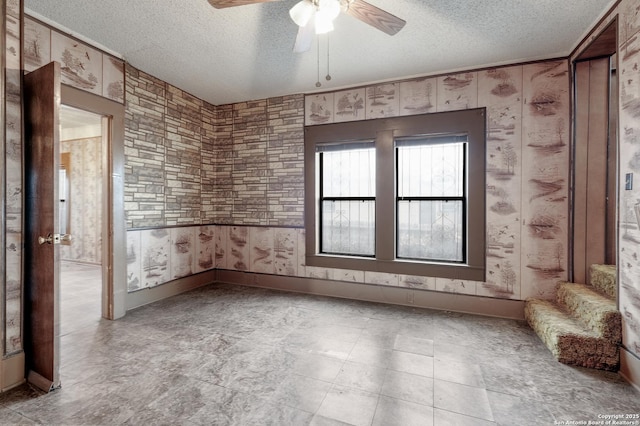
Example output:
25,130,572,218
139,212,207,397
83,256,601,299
24,65,127,391
572,19,618,284
60,83,128,323
59,106,105,336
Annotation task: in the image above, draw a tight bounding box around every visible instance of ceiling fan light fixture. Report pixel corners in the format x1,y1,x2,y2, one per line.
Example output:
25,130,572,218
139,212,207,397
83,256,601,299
319,0,341,20
289,0,314,27
314,0,340,34
314,9,335,34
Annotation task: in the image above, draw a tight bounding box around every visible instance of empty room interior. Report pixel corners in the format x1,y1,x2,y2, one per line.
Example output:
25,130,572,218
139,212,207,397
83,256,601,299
1,0,640,424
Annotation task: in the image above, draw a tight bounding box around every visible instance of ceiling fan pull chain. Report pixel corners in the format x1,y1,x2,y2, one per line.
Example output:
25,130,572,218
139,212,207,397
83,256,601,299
326,33,332,81
316,35,322,87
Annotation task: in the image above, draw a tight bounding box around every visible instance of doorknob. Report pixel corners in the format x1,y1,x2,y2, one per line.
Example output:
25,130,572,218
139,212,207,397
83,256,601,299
38,234,54,245
37,233,72,245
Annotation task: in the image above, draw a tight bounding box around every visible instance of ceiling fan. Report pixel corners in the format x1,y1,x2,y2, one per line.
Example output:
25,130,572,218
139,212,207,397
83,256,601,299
207,0,406,52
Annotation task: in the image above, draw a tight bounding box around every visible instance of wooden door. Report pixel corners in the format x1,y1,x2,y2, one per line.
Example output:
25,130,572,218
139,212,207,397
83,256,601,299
24,62,62,392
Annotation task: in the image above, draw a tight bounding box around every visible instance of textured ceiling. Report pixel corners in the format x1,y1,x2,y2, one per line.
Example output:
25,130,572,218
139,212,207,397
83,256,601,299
25,0,615,105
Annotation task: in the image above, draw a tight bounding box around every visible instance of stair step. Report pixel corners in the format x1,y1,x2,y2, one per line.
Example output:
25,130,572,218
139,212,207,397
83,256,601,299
589,264,616,300
524,299,619,371
556,282,621,344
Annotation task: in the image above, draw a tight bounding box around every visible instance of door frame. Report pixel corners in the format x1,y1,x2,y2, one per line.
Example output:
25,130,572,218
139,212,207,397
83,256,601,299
61,85,126,320
570,18,618,284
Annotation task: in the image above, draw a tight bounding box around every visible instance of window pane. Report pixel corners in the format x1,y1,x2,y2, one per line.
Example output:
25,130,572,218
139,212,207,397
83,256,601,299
322,148,375,197
398,142,464,197
397,200,463,262
322,200,375,256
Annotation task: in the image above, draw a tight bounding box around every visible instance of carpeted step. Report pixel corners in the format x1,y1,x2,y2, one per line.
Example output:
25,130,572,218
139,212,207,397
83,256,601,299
556,282,621,344
524,299,619,371
589,264,616,300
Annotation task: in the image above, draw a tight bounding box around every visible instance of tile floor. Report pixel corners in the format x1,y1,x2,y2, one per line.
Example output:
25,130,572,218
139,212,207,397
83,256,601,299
59,261,103,336
1,263,639,425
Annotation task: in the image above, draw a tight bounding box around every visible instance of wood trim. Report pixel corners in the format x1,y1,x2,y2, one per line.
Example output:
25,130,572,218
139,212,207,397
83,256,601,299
620,347,640,393
0,352,25,392
304,108,486,282
126,270,216,311
1,0,7,358
606,68,618,265
585,59,610,273
217,270,525,320
569,7,621,61
27,370,56,393
60,84,126,319
575,18,618,61
573,61,590,284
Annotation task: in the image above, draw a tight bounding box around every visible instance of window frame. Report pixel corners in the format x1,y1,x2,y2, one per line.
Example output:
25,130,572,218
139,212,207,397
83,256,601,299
395,137,468,263
304,108,486,282
318,142,376,257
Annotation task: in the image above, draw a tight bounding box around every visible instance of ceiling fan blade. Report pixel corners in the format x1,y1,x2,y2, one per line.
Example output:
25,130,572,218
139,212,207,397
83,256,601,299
293,21,315,53
207,0,281,9
344,0,406,36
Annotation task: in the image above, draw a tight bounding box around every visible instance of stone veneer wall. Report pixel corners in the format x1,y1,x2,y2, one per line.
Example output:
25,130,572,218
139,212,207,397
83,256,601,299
124,68,306,290
126,84,305,228
124,64,216,228
124,72,307,291
212,98,305,226
124,60,572,301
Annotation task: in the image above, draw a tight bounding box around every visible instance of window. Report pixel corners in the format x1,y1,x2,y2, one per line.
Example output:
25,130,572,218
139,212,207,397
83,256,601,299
396,136,467,263
304,108,486,281
319,143,376,256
